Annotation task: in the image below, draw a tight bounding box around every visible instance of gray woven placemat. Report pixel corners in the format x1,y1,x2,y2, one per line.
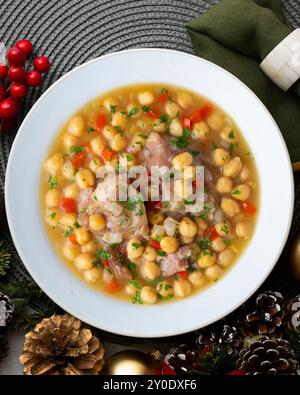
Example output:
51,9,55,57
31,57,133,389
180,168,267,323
0,0,299,343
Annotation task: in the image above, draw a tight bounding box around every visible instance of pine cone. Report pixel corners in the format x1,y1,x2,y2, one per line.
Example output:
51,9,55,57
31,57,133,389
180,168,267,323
0,291,15,325
286,294,300,333
240,291,284,337
197,322,243,356
19,314,105,375
237,336,298,375
164,344,201,374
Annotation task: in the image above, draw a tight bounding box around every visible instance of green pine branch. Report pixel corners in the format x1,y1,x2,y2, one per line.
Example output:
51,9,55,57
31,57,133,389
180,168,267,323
0,242,10,277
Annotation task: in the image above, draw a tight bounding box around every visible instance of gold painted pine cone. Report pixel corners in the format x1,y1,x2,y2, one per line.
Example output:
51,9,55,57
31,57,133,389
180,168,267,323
19,314,105,375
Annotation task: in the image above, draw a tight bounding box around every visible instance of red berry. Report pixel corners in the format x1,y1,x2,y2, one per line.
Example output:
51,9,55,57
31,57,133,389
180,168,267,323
15,39,33,57
10,83,27,99
7,47,26,66
33,56,50,72
8,66,25,82
0,63,8,79
26,69,42,87
0,98,19,118
0,84,6,101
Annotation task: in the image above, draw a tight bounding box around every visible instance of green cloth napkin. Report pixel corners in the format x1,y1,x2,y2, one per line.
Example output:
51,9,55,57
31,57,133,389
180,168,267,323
187,0,300,165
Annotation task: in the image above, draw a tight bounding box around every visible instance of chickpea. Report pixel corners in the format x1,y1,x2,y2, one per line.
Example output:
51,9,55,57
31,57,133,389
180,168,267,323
81,240,98,254
197,250,216,268
216,176,233,194
63,184,79,199
90,136,107,156
206,265,223,281
125,282,138,296
46,208,60,226
89,158,103,174
74,227,91,245
141,286,157,304
195,217,208,235
177,91,193,109
74,253,94,271
45,153,63,176
215,222,231,237
111,111,128,129
236,221,253,239
231,184,251,201
148,209,164,225
218,248,235,267
174,279,192,298
63,132,78,150
178,217,197,238
68,115,85,136
104,96,119,111
221,198,240,218
160,236,179,254
89,214,106,231
220,126,237,143
138,91,154,106
152,119,165,133
63,242,80,261
142,261,161,280
191,121,209,140
211,237,226,252
239,166,250,181
60,213,77,227
165,101,180,118
84,267,102,283
188,271,206,287
75,169,95,189
130,133,146,152
143,246,157,261
111,133,127,152
172,152,193,170
45,189,61,208
127,238,144,259
157,281,174,299
213,148,230,167
223,157,242,178
207,112,224,131
62,160,75,180
169,118,183,137
102,125,117,141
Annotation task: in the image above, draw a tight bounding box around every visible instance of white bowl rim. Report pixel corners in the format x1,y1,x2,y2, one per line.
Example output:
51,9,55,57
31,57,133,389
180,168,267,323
5,48,294,337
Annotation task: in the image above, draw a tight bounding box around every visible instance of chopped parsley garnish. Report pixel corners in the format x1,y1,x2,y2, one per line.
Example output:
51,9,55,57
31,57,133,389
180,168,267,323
126,154,135,161
187,261,196,272
155,235,163,242
127,106,138,117
162,201,170,209
96,249,111,261
109,104,117,114
141,105,149,112
131,242,141,250
191,150,200,158
114,125,123,134
232,189,241,195
160,113,172,132
87,127,95,133
126,194,144,213
137,133,148,138
73,222,79,228
157,250,167,257
199,211,209,220
224,239,231,247
73,168,79,176
198,237,212,250
49,212,56,220
64,227,73,238
184,198,195,206
203,202,211,212
129,280,140,289
132,289,143,304
229,142,239,154
171,128,191,148
220,224,229,234
48,176,58,189
70,145,84,154
161,88,169,94
228,130,235,139
211,142,218,151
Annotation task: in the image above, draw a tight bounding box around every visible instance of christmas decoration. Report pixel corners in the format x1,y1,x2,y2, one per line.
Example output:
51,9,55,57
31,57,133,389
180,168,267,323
19,314,105,375
237,336,298,375
0,38,50,134
0,291,14,323
102,350,159,375
290,232,300,283
240,291,284,337
286,294,300,333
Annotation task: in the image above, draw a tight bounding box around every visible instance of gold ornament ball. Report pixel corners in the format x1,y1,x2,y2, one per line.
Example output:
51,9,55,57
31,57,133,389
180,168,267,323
102,350,159,375
290,232,300,283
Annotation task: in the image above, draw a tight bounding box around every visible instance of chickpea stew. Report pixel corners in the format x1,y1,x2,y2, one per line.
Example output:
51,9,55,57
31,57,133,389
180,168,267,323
40,84,259,305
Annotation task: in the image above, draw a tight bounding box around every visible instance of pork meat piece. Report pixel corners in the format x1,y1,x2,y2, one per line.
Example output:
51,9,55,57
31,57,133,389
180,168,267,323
141,132,173,168
158,246,191,277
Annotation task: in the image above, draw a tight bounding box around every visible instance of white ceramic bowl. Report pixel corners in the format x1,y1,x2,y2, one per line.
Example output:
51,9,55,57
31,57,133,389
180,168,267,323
5,49,294,337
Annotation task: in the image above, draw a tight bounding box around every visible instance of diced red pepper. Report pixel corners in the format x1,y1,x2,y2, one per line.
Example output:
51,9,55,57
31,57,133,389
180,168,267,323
102,259,110,268
242,202,257,215
101,148,114,161
107,280,121,293
72,151,86,168
177,271,187,280
82,142,92,153
204,227,219,241
149,238,161,250
69,234,78,245
147,110,160,119
189,110,202,124
157,93,170,103
200,103,213,119
182,117,192,129
60,198,77,213
95,114,107,132
160,362,176,376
